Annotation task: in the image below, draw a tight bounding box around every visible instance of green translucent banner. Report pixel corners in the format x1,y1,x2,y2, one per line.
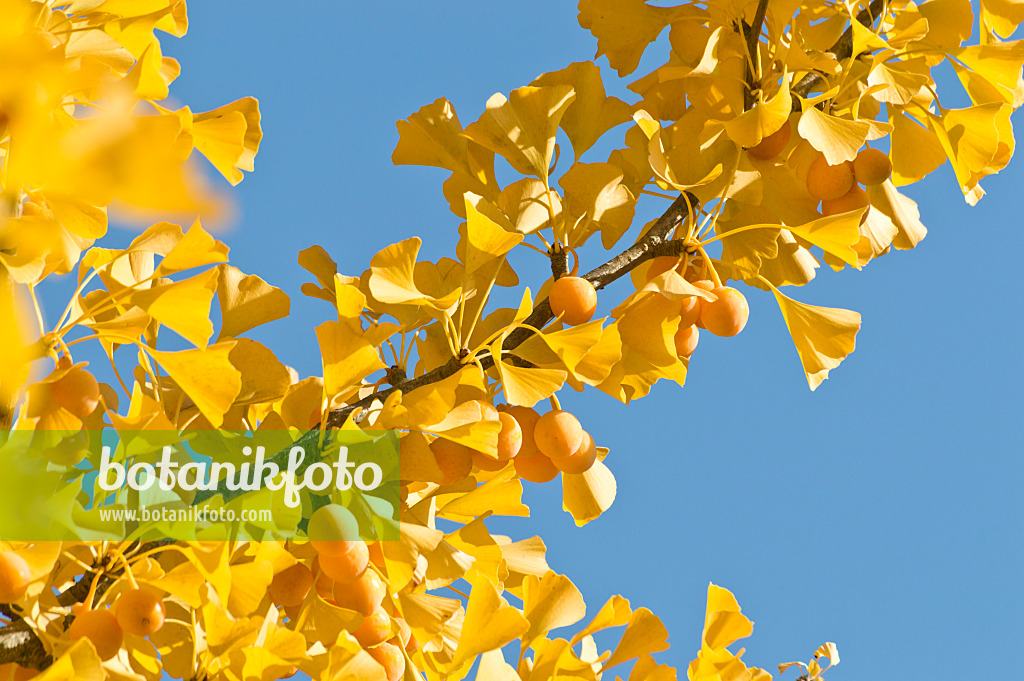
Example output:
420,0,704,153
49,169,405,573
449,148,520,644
0,429,399,542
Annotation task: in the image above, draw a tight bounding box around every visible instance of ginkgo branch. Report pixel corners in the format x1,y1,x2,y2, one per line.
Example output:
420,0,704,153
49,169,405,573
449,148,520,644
792,0,887,97
742,0,770,109
325,192,699,427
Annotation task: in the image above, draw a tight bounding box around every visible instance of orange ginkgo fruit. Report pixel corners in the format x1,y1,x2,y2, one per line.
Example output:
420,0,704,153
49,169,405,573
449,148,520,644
514,451,560,483
68,609,123,661
50,368,100,418
0,551,31,602
318,540,369,584
691,280,715,329
332,568,386,616
500,405,541,457
308,504,361,556
114,588,166,637
429,437,474,485
367,641,406,681
700,287,749,337
549,276,597,326
853,147,892,185
552,431,598,475
534,410,584,459
821,184,870,217
674,323,700,358
746,122,791,160
353,607,392,647
269,563,314,608
806,156,854,201
496,412,522,460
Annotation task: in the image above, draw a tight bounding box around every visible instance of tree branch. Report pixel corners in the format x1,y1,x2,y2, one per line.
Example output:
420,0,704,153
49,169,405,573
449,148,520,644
327,192,698,426
742,0,770,110
792,0,886,97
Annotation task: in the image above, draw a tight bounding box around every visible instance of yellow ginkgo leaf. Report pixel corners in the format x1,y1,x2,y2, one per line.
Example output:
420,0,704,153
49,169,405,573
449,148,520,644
918,0,974,47
315,320,386,399
570,595,632,645
559,162,637,249
228,339,291,405
368,237,462,311
439,471,529,519
475,649,520,681
772,289,861,390
34,638,105,681
151,343,241,427
522,571,587,647
798,106,871,164
494,356,567,409
216,265,291,339
462,194,523,279
157,220,229,274
561,458,616,526
192,97,263,185
786,210,865,270
722,76,792,149
866,181,928,250
393,96,475,176
532,61,633,157
128,268,219,347
578,0,693,76
498,178,562,235
889,111,947,185
602,607,669,669
461,85,576,179
450,576,529,668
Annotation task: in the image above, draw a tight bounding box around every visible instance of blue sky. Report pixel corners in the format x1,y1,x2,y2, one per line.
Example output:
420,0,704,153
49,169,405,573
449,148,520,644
44,2,1023,679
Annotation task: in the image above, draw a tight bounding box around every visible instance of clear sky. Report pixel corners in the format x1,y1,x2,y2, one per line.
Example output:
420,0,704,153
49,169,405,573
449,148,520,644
44,2,1022,679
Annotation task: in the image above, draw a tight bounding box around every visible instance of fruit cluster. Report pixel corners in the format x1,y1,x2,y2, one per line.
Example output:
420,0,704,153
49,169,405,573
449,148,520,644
69,588,166,661
425,403,602,486
269,504,411,681
642,258,751,360
748,120,893,219
3,549,166,664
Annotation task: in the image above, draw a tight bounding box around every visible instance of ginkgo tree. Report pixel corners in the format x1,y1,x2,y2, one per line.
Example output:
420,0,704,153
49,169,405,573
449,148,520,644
0,0,1021,680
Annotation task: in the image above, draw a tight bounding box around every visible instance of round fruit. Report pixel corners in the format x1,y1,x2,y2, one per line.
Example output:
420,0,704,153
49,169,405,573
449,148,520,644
552,431,598,475
806,156,854,201
514,452,560,483
501,406,541,458
332,568,386,616
308,504,361,555
533,410,583,459
679,295,702,328
853,147,891,186
429,438,473,485
114,588,165,637
692,280,714,329
367,641,406,681
312,557,335,600
700,287,749,337
68,609,122,661
0,552,31,602
269,563,314,608
674,323,699,359
353,607,391,647
50,368,100,418
747,122,791,160
318,540,369,584
549,276,597,326
821,184,870,217
496,412,522,461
